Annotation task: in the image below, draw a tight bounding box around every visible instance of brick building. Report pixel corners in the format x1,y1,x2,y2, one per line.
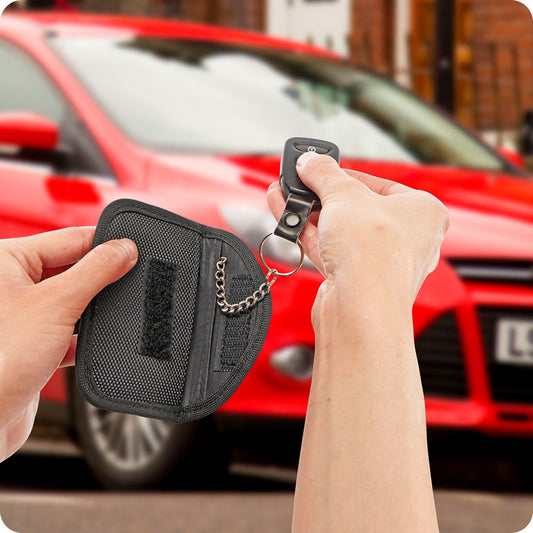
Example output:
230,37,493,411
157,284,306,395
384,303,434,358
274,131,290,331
80,0,266,32
75,0,533,137
349,0,533,136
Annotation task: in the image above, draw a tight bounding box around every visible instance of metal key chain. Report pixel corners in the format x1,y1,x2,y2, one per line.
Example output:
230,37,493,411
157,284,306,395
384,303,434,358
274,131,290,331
217,138,339,316
216,237,305,315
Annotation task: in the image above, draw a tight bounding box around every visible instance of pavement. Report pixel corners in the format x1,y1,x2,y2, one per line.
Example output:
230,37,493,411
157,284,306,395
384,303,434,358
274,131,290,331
1,483,533,532
1,452,533,533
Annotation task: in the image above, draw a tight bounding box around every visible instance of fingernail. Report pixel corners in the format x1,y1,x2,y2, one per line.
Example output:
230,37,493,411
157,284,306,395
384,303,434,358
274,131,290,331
297,151,317,169
267,181,277,193
115,239,138,261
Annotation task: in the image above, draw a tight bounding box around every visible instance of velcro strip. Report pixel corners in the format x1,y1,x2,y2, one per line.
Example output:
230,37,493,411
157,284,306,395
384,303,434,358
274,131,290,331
140,259,179,360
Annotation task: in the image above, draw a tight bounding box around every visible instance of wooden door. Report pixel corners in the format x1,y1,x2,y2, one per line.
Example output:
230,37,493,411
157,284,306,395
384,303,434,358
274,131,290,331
410,0,436,102
455,0,474,126
410,0,475,125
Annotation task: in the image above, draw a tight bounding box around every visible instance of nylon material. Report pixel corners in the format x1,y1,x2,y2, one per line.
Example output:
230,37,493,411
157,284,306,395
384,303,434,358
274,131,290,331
180,237,223,409
216,275,254,372
90,211,201,407
76,199,272,423
204,242,258,396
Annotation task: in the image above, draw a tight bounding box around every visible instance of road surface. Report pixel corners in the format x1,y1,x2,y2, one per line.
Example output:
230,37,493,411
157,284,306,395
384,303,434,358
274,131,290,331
0,451,532,532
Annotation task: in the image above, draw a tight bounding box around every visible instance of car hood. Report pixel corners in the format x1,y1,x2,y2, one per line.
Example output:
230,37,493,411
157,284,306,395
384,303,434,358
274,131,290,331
443,205,533,260
225,155,533,220
148,154,533,261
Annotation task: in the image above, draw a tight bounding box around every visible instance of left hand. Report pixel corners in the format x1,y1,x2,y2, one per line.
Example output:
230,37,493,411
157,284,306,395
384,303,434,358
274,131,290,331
0,227,138,461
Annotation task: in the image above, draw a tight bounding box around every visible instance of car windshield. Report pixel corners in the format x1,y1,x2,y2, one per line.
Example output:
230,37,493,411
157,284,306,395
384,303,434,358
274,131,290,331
53,36,505,170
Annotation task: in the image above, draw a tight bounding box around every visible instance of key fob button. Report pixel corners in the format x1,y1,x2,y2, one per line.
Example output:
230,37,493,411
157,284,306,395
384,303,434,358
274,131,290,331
294,142,330,155
280,137,340,211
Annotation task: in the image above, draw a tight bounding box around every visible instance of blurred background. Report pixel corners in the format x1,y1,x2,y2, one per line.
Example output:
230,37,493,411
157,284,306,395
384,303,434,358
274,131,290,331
1,1,533,532
11,0,533,156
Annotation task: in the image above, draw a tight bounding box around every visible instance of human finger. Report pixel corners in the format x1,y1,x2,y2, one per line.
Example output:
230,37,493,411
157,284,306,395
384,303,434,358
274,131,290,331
296,152,367,203
42,238,138,320
41,264,73,280
344,169,413,196
266,182,286,221
59,336,77,368
6,227,96,270
266,182,323,275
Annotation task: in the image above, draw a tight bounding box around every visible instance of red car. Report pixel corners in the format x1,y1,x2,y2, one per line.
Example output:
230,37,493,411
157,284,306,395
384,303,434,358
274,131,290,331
2,13,533,488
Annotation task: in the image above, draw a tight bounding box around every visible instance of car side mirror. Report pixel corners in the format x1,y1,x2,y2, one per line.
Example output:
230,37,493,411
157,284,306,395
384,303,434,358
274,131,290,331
0,111,73,172
0,111,59,150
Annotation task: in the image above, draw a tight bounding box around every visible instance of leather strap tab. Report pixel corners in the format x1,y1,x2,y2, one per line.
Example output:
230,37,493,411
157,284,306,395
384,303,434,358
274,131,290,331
274,194,314,243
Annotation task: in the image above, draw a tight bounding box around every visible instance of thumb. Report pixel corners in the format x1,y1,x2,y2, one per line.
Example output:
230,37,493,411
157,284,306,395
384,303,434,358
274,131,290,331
45,238,138,319
295,152,366,204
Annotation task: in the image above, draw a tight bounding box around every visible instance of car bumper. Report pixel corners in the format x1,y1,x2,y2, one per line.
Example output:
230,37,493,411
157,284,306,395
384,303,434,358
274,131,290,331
425,397,533,436
222,260,533,436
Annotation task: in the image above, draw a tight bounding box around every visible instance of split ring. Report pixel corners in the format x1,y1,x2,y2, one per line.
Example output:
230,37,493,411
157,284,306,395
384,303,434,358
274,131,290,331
259,233,305,277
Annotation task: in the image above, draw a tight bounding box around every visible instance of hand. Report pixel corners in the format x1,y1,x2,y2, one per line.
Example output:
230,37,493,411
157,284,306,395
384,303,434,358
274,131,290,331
267,152,449,313
0,228,138,461
267,154,448,532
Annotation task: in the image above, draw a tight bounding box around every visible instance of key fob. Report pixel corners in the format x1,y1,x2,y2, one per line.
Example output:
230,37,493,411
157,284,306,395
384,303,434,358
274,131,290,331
280,137,340,211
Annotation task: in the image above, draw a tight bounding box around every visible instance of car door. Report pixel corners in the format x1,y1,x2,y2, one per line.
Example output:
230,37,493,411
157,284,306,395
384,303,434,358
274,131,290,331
0,37,115,239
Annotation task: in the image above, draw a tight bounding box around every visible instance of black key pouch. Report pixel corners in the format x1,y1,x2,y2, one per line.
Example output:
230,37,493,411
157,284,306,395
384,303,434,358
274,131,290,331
76,199,272,423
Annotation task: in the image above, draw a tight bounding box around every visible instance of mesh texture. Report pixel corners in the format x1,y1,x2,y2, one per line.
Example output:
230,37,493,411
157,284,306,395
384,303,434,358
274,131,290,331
220,274,254,371
91,211,201,407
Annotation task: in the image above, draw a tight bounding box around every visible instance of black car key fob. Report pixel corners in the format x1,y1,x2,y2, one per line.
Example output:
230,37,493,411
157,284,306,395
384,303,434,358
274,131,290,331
280,137,340,212
260,137,340,271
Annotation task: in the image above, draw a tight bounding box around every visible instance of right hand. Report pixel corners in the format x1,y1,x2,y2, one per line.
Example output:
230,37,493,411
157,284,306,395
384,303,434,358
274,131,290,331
267,152,449,312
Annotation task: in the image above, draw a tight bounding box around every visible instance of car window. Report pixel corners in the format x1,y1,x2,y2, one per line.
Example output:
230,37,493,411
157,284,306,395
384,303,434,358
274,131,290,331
0,39,65,122
0,39,114,178
53,36,507,172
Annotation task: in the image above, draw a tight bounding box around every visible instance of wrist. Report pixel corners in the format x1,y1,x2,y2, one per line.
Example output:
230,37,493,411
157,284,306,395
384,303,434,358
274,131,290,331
313,277,414,337
310,278,417,373
309,280,425,420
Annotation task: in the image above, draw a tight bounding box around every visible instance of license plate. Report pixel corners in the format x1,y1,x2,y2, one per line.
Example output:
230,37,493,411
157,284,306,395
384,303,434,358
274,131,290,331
495,319,533,365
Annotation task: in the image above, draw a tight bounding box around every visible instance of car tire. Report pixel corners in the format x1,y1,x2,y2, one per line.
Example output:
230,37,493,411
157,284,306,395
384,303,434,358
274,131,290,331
69,372,228,490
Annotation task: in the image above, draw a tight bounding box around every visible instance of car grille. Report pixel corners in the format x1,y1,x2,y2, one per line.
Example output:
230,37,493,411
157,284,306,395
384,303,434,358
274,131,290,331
479,308,533,404
450,259,533,284
415,311,468,398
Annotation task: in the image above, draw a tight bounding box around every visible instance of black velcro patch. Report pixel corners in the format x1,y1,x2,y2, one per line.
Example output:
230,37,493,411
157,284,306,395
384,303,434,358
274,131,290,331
140,259,179,360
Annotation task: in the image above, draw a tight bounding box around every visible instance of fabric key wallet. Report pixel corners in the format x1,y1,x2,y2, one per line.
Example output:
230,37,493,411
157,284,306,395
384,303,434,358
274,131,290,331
75,199,272,423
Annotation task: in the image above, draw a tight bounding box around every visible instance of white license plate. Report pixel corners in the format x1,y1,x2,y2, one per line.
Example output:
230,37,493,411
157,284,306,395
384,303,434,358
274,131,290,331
495,319,533,365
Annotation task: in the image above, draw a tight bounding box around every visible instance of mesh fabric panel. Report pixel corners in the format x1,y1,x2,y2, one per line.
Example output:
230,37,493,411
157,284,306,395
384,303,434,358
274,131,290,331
91,212,200,407
76,199,273,423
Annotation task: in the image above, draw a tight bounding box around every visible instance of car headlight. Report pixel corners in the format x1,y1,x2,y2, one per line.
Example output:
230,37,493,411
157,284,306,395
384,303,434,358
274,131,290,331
270,345,314,381
220,205,316,270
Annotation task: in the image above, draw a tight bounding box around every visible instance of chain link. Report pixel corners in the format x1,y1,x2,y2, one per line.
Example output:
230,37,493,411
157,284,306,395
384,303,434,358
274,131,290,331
216,257,278,316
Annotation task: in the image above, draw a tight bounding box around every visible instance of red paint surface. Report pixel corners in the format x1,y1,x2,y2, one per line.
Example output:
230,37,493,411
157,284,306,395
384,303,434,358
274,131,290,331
1,14,533,436
0,111,58,150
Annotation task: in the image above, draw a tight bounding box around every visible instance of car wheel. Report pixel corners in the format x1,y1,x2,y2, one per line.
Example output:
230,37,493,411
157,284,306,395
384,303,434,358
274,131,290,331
70,375,227,489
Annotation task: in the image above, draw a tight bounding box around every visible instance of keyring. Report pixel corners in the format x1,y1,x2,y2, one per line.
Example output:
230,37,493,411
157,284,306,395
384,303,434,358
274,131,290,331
259,233,305,277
